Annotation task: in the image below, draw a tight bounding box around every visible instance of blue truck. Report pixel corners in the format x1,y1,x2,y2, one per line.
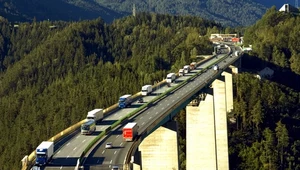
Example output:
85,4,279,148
119,94,132,108
35,141,54,166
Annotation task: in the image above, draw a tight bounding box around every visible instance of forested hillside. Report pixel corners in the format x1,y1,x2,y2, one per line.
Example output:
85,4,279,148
243,6,300,89
0,0,269,26
225,8,300,169
0,13,221,169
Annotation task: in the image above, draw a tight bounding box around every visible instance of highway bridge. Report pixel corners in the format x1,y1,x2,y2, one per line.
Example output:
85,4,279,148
22,44,242,170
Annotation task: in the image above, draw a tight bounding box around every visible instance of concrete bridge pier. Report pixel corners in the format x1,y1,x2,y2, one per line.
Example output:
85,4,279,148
213,77,229,170
186,90,217,170
186,69,234,170
138,121,179,170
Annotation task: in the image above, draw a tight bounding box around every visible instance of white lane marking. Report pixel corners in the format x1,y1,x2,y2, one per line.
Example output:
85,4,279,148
140,116,143,119
120,142,123,146
173,100,175,102
82,139,86,143
66,142,70,146
156,112,158,114
162,107,165,110
116,135,119,138
142,122,145,125
114,151,117,154
73,147,77,151
110,160,113,164
149,117,152,119
60,166,63,169
57,151,61,154
67,155,70,158
76,136,80,138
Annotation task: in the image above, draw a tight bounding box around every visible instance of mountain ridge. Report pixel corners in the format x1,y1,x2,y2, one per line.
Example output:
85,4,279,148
0,1,289,27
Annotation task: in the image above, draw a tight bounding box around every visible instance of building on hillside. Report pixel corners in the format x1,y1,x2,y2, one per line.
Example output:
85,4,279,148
256,67,274,80
279,4,299,13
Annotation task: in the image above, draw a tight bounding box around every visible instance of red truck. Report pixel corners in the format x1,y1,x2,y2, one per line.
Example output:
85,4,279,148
123,122,139,142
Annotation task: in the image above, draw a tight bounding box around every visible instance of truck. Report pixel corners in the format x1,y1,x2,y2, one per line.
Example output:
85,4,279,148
166,73,176,83
179,69,184,76
81,119,96,135
122,122,139,142
119,94,132,108
35,141,54,166
190,62,197,70
87,109,103,121
141,85,152,96
183,65,190,74
213,64,219,72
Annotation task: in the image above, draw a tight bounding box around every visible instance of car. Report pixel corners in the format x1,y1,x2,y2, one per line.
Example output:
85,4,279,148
111,165,119,170
105,142,113,149
138,98,143,103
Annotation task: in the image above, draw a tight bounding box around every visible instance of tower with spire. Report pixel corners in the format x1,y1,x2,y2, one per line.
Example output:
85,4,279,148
132,4,136,17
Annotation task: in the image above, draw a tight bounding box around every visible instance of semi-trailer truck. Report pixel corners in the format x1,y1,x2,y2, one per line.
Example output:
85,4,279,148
119,94,132,108
183,65,190,73
81,119,96,135
166,73,176,83
87,109,103,121
141,85,152,96
122,122,139,142
179,69,184,76
35,141,54,166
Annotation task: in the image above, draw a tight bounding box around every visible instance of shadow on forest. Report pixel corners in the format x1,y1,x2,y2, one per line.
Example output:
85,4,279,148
241,53,300,91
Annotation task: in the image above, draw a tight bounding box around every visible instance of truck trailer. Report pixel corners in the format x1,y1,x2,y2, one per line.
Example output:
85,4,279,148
141,85,152,96
183,65,190,73
166,73,176,83
35,141,54,166
119,94,132,108
179,69,184,76
87,109,103,121
122,122,139,142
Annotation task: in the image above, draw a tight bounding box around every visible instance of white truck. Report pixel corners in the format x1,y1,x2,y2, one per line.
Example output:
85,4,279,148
183,65,190,74
179,69,184,76
35,141,54,166
141,85,152,96
87,109,104,121
166,73,176,83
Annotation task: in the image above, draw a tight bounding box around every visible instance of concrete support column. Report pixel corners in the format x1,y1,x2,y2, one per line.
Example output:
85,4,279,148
213,77,229,170
222,71,233,112
186,92,217,170
139,121,179,170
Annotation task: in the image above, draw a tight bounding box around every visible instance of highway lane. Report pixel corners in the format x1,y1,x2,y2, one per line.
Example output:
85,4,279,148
42,56,212,169
84,52,231,169
43,106,137,169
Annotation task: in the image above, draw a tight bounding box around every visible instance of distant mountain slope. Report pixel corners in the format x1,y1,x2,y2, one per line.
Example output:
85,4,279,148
0,0,125,22
0,0,288,26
